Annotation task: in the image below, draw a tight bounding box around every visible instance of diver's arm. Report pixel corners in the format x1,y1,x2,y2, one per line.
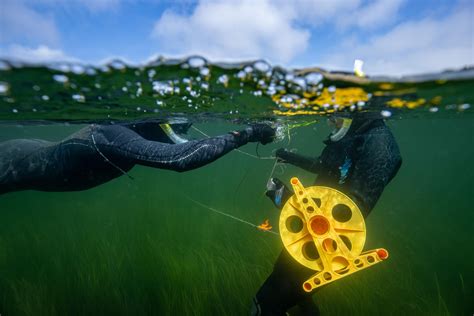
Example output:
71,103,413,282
275,148,321,174
97,124,275,172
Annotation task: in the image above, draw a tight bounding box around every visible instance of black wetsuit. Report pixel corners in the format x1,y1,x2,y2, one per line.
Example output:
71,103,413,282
254,117,402,316
0,122,273,195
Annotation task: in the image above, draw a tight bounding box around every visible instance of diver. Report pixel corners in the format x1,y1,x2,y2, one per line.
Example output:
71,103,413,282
251,112,402,316
0,120,275,195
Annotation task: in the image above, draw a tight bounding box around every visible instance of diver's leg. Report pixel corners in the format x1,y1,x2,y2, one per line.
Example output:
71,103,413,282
252,249,316,315
296,296,320,316
265,177,293,209
0,128,132,194
0,139,55,194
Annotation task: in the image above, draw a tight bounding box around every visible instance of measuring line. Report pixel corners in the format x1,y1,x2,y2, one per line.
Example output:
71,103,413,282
185,195,279,236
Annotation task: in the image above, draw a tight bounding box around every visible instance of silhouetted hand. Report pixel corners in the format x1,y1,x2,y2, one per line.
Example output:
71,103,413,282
275,148,291,162
247,124,276,145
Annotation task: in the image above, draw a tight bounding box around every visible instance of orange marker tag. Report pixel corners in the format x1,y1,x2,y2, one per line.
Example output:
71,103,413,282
258,219,272,231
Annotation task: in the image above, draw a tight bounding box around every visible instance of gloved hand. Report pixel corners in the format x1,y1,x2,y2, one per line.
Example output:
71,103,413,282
275,148,291,162
246,123,276,145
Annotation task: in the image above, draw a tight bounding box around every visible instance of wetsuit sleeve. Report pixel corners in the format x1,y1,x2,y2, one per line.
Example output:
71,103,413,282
96,125,254,172
276,149,321,174
349,132,402,216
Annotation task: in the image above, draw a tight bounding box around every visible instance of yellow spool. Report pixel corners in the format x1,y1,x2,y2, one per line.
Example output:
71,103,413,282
279,177,389,292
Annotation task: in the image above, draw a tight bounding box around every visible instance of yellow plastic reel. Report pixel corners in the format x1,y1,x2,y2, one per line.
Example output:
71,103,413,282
279,177,389,292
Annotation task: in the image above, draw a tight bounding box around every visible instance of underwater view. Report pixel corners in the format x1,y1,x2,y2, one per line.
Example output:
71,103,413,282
1,0,474,315
0,57,473,316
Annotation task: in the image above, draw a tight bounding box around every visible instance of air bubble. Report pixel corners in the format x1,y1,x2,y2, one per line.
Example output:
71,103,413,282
253,61,271,72
292,77,306,89
236,70,246,79
148,69,156,79
188,56,206,68
459,103,470,111
381,110,392,117
72,94,85,102
285,73,295,81
85,67,97,75
71,64,85,74
0,82,9,94
152,81,173,95
217,75,229,85
99,65,110,73
42,95,50,101
53,74,68,83
305,73,323,85
280,95,294,103
108,60,126,70
49,63,70,73
244,66,253,73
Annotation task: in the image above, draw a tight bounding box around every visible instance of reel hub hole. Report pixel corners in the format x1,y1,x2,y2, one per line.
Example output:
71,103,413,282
332,256,350,275
309,216,330,235
302,242,320,261
322,238,337,253
332,204,352,222
286,215,304,233
312,198,322,208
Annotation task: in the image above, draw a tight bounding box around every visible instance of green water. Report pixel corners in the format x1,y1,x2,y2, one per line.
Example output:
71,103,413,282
0,118,473,315
0,59,473,315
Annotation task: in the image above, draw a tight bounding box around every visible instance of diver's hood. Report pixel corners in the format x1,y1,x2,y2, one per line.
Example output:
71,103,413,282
121,119,191,144
328,111,384,142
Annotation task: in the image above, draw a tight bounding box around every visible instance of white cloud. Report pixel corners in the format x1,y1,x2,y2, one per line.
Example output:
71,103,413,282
277,0,405,29
346,0,406,29
151,0,310,63
1,44,77,63
149,0,408,65
0,0,60,45
320,7,474,76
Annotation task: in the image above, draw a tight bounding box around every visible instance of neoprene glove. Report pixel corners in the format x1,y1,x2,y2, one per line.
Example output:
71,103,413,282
275,148,291,161
246,124,276,145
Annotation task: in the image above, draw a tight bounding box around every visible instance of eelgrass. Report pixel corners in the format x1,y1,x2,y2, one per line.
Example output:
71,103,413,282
1,119,473,315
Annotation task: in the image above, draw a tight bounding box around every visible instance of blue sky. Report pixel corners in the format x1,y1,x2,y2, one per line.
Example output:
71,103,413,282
0,0,472,75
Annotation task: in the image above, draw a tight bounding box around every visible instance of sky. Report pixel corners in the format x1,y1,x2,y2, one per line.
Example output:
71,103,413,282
0,0,473,76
